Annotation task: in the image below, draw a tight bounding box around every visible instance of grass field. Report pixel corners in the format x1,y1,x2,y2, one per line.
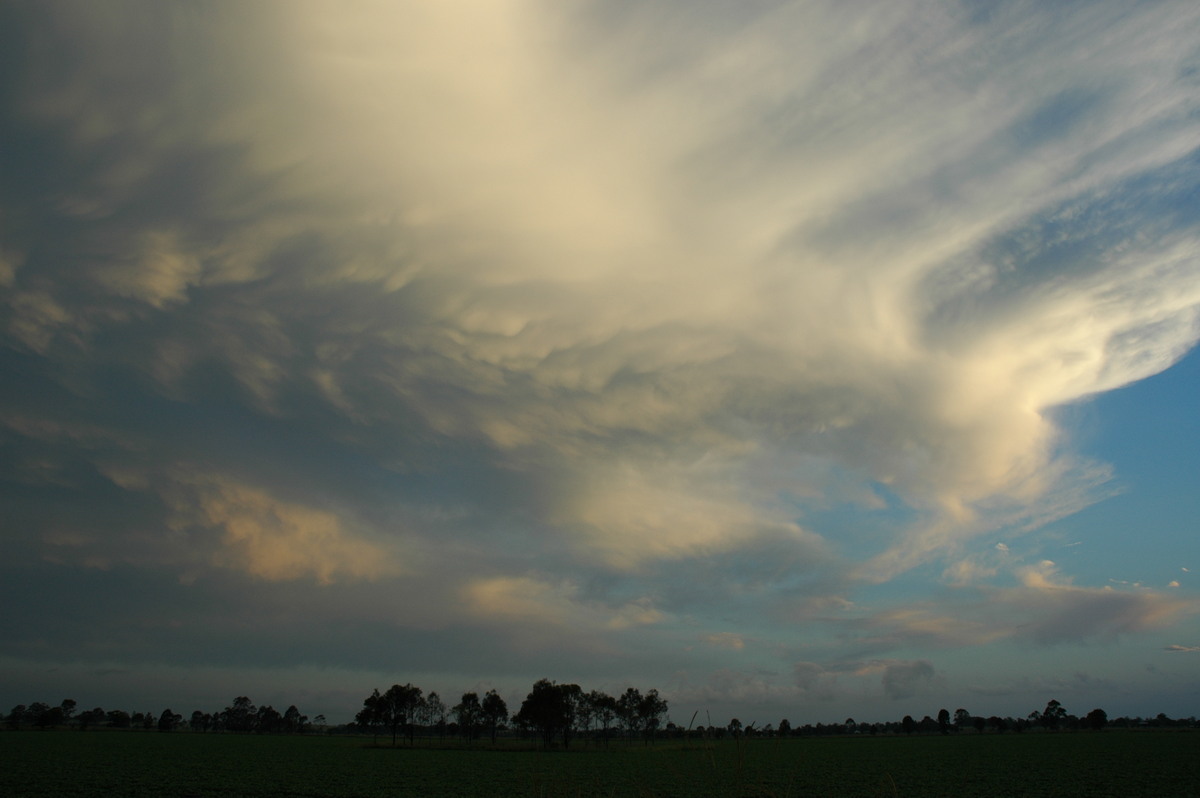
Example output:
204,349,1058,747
2,729,1198,797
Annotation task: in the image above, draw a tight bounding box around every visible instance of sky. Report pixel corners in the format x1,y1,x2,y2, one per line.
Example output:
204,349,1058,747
2,0,1199,727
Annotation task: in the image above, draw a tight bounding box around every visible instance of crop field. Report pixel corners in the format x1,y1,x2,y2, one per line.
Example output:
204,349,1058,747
2,730,1198,798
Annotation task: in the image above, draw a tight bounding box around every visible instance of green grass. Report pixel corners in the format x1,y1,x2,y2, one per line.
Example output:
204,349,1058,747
2,730,1198,797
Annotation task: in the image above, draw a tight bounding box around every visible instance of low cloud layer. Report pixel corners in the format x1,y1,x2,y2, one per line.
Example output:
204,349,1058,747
2,1,1199,720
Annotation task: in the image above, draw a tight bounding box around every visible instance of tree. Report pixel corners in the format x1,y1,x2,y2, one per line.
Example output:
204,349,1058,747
588,691,617,746
283,705,307,734
223,696,257,733
424,692,447,739
106,709,131,729
1086,708,1108,731
778,718,792,737
7,705,26,730
255,705,282,733
617,688,643,741
59,699,77,725
954,708,971,732
515,679,583,749
1041,700,1066,731
190,711,212,733
728,718,743,738
453,692,482,741
380,684,423,746
78,707,105,731
33,703,65,729
637,689,668,744
356,689,384,742
901,715,916,735
481,690,508,744
158,709,183,732
937,708,951,735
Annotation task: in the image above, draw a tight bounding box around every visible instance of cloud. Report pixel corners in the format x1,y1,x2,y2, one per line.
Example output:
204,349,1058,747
1164,645,1200,653
168,476,400,585
877,660,936,701
462,576,664,633
851,570,1197,652
2,0,1200,711
702,633,746,651
3,0,1198,580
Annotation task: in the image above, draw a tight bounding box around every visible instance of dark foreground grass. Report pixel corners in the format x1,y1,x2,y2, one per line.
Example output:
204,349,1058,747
3,729,1198,798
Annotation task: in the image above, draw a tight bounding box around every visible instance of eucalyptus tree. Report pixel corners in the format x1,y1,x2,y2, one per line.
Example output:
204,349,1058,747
588,691,617,746
381,684,423,746
454,692,482,741
424,692,447,739
481,690,508,744
617,688,642,741
356,688,384,742
515,679,584,749
637,689,668,744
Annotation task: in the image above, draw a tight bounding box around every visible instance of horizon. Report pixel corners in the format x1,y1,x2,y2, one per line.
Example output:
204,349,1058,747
2,1,1199,730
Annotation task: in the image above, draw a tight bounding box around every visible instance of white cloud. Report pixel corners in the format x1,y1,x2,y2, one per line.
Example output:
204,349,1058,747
702,633,746,651
461,575,665,633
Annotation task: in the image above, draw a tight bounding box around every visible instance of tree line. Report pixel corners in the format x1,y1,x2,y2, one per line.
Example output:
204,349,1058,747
5,691,1197,740
4,696,324,735
355,678,669,749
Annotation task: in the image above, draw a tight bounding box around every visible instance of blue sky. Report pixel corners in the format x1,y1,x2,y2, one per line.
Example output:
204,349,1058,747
1,0,1199,726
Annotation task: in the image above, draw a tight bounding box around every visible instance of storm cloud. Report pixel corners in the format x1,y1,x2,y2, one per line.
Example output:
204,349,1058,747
2,0,1199,721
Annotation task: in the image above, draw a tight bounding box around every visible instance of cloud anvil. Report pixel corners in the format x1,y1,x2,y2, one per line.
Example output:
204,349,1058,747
1,0,1198,722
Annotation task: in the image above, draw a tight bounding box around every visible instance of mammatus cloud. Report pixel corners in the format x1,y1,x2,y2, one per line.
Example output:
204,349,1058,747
6,0,1196,579
1,0,1200,715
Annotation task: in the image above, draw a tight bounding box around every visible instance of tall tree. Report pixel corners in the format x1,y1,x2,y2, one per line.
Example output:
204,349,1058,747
157,709,182,732
637,689,668,744
515,679,583,749
283,705,307,734
588,691,617,747
255,705,282,733
78,707,105,731
356,689,384,742
424,692,447,740
1041,700,1067,731
453,692,482,741
617,688,643,742
481,690,508,744
381,684,423,746
223,696,257,733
